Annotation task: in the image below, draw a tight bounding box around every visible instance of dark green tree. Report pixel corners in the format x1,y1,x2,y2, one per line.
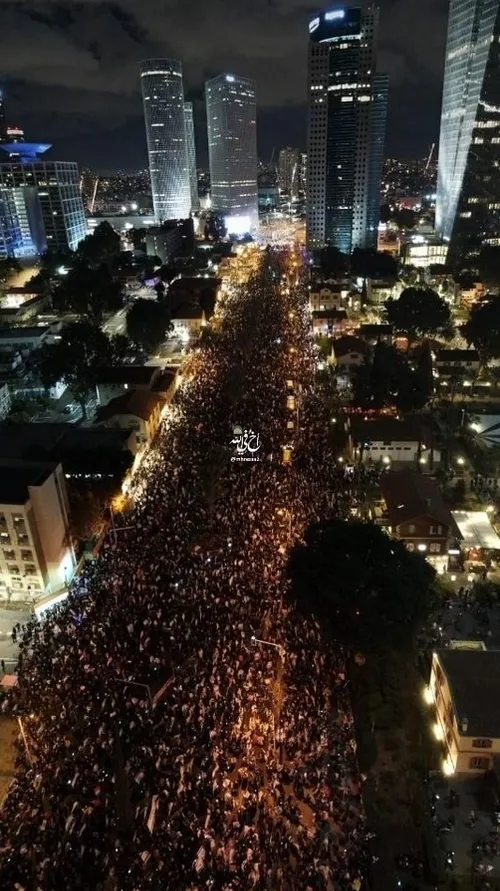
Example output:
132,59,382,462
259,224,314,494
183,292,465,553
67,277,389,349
317,246,349,277
126,299,171,353
477,245,500,290
288,518,437,651
385,286,452,345
77,221,121,267
351,247,398,281
393,208,418,230
31,321,114,418
52,260,123,322
128,228,147,250
463,295,500,360
0,257,21,286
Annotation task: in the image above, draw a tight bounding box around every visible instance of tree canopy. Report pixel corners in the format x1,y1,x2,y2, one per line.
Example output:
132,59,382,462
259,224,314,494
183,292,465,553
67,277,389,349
288,518,437,651
352,341,433,412
351,247,398,280
463,295,500,359
51,260,124,322
31,321,118,417
0,257,21,287
126,298,171,354
77,221,121,267
385,286,452,344
477,245,500,290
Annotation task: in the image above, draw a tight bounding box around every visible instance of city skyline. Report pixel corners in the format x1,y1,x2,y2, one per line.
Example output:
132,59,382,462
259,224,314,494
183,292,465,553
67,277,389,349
0,0,448,170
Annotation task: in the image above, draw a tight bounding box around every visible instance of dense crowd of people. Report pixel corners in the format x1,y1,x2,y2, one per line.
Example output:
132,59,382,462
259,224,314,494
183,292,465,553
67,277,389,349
0,248,369,890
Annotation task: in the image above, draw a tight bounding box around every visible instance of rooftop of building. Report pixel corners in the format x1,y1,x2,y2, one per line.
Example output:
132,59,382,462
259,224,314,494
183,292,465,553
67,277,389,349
435,649,500,738
350,415,432,444
312,309,348,320
173,304,205,320
380,468,455,529
0,326,49,339
0,424,134,476
0,459,56,505
333,335,368,358
435,349,480,362
357,323,393,336
96,365,161,385
95,389,164,423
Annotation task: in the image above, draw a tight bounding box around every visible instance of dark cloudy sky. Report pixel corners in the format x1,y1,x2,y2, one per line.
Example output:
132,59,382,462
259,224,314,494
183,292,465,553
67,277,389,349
0,0,448,172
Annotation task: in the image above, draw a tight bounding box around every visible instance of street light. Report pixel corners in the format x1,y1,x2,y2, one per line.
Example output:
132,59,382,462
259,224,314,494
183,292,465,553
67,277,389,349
114,678,153,706
251,635,285,661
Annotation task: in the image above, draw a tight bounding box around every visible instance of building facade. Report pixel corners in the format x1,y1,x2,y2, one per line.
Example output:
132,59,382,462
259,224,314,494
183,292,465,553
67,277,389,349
0,461,75,599
436,0,500,261
278,147,300,197
306,5,388,253
184,102,199,212
429,650,500,775
140,59,191,224
205,74,258,228
0,143,86,254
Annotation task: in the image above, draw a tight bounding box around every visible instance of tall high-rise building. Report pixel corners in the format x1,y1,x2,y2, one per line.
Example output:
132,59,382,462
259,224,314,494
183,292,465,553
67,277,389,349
436,0,500,261
306,5,389,253
299,152,307,196
279,147,300,196
0,92,7,144
0,142,86,255
205,73,258,228
140,59,191,223
184,102,199,212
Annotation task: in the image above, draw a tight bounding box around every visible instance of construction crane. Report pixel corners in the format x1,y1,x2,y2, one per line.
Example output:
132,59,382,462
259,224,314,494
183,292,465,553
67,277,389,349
90,177,100,214
425,143,435,171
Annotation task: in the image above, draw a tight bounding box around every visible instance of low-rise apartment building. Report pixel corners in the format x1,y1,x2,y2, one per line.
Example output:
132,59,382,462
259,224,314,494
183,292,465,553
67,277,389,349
0,460,76,600
429,649,500,775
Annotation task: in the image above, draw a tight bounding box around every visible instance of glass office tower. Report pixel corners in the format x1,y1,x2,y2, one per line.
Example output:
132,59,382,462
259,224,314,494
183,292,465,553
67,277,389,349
0,143,86,255
140,59,191,223
279,147,300,197
205,74,258,229
306,5,388,253
436,0,500,262
184,102,199,212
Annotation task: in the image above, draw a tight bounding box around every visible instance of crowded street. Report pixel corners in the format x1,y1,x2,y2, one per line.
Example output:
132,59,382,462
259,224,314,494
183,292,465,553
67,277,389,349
0,247,369,890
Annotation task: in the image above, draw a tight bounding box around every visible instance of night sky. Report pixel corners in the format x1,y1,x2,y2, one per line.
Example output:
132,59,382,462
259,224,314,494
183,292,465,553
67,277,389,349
0,0,448,172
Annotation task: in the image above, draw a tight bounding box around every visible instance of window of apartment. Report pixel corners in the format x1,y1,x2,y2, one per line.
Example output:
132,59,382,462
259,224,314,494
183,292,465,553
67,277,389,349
407,543,415,552
408,524,416,534
20,550,33,562
0,532,11,543
472,738,493,748
24,564,37,576
430,525,443,535
469,756,489,770
429,543,441,554
3,548,15,561
7,565,19,575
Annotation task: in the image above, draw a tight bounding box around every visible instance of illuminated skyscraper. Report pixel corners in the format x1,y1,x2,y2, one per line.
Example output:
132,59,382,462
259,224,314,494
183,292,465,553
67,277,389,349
205,74,258,228
279,147,300,196
306,5,388,253
0,92,7,144
0,143,86,255
184,102,199,212
140,59,191,223
436,0,500,260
